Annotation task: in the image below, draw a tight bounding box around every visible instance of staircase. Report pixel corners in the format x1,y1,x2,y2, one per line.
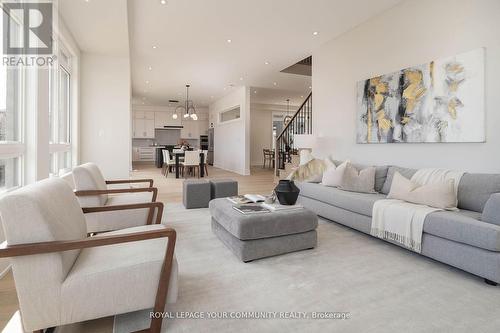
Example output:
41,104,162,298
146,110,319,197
274,92,312,180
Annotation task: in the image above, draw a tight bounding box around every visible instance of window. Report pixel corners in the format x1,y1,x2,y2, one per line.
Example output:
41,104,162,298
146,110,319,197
219,106,241,123
49,45,72,176
0,9,24,192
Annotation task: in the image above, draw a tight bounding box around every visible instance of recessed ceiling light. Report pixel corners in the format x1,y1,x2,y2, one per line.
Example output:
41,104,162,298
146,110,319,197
239,77,243,81
152,46,157,49
160,0,167,4
264,61,270,65
254,90,257,94
312,31,319,36
227,39,232,43
148,66,152,71
223,87,226,91
301,95,304,98
146,80,150,84
309,86,312,89
273,82,277,86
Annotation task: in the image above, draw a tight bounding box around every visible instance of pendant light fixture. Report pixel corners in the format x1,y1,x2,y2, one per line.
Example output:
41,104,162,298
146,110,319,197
173,84,198,120
283,98,292,125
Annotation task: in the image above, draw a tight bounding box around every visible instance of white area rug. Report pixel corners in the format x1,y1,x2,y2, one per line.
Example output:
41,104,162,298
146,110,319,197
113,203,500,333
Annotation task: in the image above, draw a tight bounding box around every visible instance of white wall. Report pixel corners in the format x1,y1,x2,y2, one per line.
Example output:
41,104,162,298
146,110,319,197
209,87,251,175
313,0,500,173
250,104,290,166
250,107,272,166
80,54,131,178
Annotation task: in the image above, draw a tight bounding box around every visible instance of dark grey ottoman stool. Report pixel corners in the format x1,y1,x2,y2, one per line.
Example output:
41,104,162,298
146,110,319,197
183,179,210,209
210,179,238,199
209,198,318,262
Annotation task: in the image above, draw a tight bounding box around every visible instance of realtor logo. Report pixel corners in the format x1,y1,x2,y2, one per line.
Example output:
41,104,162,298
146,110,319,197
2,2,53,55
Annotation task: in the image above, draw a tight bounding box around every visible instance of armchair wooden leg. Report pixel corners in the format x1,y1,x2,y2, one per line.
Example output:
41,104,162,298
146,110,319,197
149,231,177,333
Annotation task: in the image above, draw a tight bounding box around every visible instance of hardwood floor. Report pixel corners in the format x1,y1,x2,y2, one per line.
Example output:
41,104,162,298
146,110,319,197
0,164,275,332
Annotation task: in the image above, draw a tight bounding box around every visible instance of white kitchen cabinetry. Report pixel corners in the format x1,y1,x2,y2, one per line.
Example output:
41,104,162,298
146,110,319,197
133,111,155,138
180,119,209,139
133,147,155,162
180,120,197,139
154,112,182,128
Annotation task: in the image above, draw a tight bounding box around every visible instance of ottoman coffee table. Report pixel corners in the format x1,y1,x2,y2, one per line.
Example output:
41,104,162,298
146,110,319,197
209,198,318,262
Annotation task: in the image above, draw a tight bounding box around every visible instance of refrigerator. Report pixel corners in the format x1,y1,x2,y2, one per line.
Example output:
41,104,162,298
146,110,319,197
207,128,214,165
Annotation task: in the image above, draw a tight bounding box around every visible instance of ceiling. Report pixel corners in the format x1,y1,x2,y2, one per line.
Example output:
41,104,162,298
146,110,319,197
60,0,403,107
250,87,309,107
59,0,129,56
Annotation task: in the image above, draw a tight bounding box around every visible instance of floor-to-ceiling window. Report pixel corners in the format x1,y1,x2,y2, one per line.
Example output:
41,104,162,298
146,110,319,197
49,44,73,176
0,8,24,192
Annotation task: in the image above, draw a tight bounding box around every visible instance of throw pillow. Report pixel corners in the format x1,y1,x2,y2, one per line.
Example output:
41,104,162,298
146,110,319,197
338,163,376,194
288,158,326,183
321,160,349,187
388,172,458,210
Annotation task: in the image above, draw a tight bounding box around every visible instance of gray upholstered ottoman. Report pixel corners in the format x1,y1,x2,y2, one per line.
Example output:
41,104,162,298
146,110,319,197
209,198,318,262
210,179,238,199
183,179,210,209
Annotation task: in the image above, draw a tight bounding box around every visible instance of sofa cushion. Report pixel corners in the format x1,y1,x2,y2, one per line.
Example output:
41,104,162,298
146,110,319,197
423,210,500,251
388,172,458,210
297,182,387,217
381,166,418,195
334,160,388,193
481,193,500,226
457,173,500,212
339,163,376,194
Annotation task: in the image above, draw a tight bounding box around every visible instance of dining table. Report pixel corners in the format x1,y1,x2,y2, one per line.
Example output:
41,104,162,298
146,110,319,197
171,150,206,179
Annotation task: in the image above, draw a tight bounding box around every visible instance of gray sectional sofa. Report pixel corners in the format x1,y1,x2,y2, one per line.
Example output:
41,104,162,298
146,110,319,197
296,162,500,285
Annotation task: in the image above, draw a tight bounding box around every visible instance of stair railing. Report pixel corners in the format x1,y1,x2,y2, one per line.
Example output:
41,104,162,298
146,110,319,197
274,92,312,176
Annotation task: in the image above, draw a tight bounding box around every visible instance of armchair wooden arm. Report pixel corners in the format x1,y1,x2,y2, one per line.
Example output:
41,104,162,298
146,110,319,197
106,179,154,188
82,202,164,225
74,187,158,202
0,228,176,333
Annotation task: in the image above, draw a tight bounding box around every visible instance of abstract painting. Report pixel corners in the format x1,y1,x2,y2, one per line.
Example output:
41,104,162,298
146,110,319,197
356,48,485,143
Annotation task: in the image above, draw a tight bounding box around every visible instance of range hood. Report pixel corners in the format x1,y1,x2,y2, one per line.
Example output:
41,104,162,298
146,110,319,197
159,125,183,129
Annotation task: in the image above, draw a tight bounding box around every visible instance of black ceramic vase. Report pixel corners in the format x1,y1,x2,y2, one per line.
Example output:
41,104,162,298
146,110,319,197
274,180,300,205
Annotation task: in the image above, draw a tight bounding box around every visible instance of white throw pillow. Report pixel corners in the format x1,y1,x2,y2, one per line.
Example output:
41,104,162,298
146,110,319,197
322,160,349,187
388,172,458,210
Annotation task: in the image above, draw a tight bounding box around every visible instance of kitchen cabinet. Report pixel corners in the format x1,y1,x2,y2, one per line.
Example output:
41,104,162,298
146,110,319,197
180,119,209,139
154,111,181,128
180,120,197,139
132,147,155,162
133,111,155,138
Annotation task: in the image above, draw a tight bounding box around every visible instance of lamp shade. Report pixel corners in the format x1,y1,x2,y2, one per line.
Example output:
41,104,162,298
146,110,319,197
294,134,316,149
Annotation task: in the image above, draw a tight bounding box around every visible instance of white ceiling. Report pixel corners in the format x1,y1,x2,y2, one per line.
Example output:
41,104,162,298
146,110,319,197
59,0,403,107
128,0,402,107
59,0,130,56
250,87,309,107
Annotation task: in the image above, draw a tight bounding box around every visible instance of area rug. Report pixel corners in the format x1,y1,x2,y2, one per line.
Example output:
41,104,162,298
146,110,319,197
113,203,500,333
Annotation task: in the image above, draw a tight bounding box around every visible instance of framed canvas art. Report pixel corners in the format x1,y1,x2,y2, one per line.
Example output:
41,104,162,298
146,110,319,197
356,48,485,143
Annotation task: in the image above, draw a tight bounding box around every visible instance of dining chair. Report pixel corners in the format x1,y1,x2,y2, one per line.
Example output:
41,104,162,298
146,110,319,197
263,149,275,169
0,178,178,333
199,149,209,176
181,151,200,178
72,163,160,233
164,149,176,178
172,148,184,162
